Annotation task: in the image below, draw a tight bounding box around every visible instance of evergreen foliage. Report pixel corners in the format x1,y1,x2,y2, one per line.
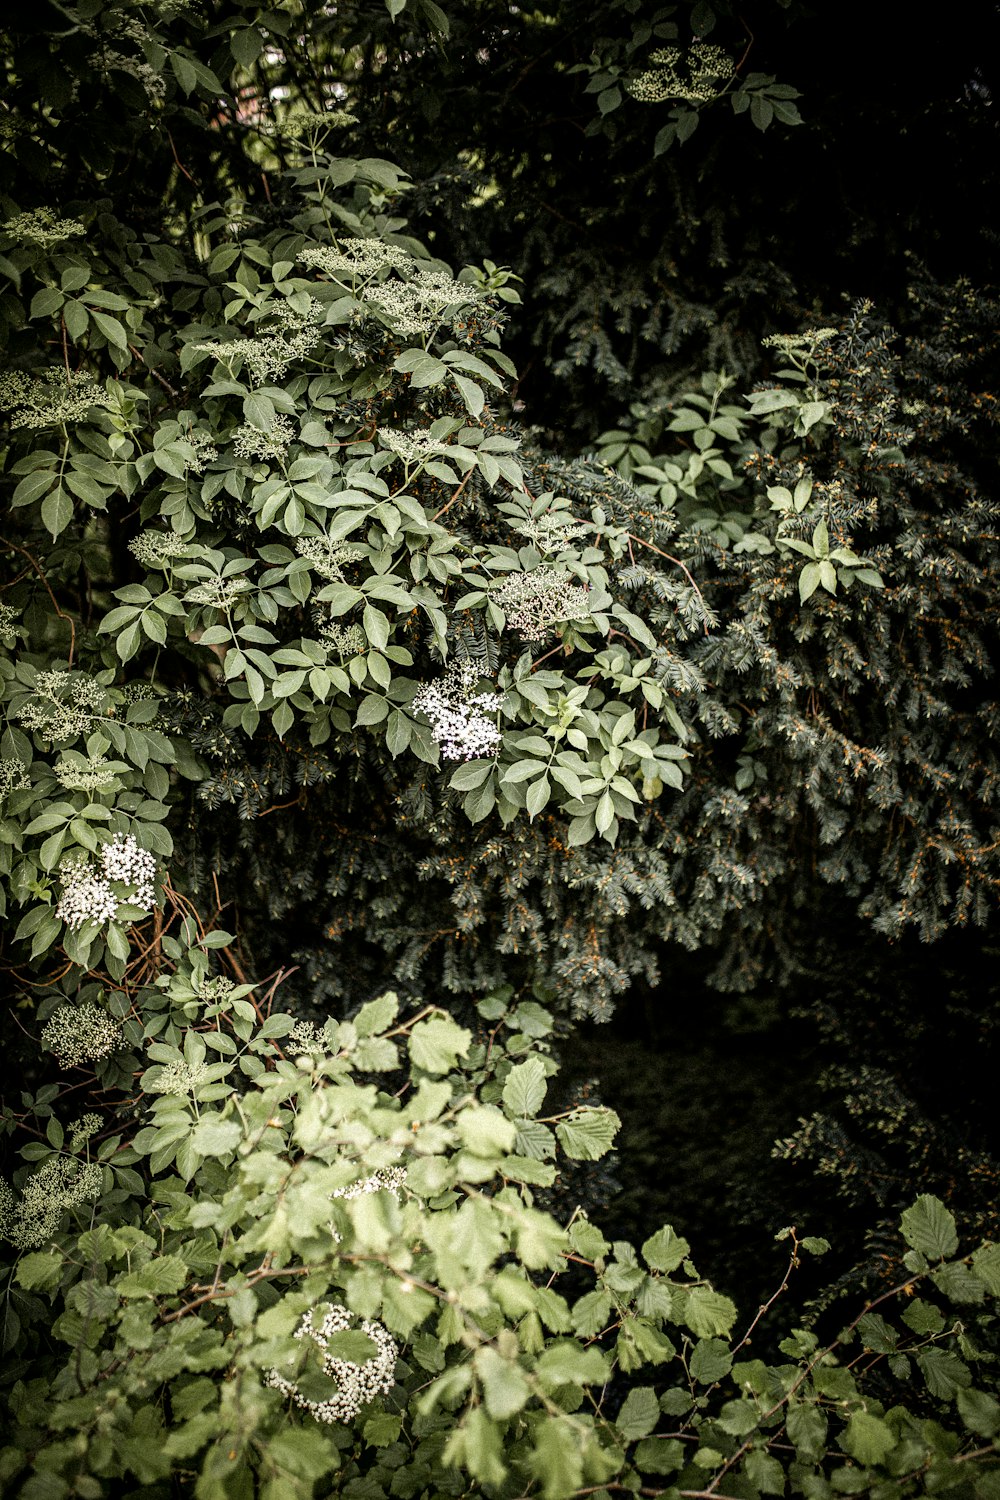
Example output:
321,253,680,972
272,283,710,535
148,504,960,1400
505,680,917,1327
2,1,1000,1494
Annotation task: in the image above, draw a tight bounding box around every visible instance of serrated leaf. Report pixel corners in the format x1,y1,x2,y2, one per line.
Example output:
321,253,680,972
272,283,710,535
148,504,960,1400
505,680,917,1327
839,1410,896,1466
900,1195,958,1260
555,1106,620,1160
501,1058,547,1118
684,1287,737,1339
641,1224,690,1274
409,1014,471,1074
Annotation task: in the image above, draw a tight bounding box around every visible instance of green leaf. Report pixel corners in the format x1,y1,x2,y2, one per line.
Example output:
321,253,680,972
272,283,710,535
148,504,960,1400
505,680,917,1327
409,1014,472,1074
458,1104,517,1157
15,1251,63,1291
839,1410,896,1467
684,1287,737,1339
354,992,399,1036
555,1106,620,1160
41,487,73,539
900,1195,959,1260
957,1388,1000,1439
616,1385,659,1440
690,1337,733,1384
641,1224,690,1273
501,1058,548,1118
798,561,821,603
116,1254,189,1298
191,1117,241,1155
475,1346,530,1419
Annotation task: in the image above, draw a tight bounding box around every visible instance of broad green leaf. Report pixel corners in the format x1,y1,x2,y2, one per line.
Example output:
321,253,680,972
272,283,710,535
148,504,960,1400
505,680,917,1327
839,1410,896,1466
684,1287,737,1339
555,1106,620,1160
501,1058,547,1118
641,1224,690,1274
409,1014,472,1074
616,1385,659,1440
900,1195,959,1260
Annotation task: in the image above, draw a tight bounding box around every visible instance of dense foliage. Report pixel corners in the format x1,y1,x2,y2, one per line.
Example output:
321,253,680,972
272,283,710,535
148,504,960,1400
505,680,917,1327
2,1,1000,1495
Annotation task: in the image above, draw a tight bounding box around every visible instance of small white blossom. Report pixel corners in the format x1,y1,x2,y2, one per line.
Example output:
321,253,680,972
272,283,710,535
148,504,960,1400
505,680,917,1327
185,576,252,610
626,42,734,104
56,861,120,929
265,1303,398,1425
1,209,85,247
144,1059,213,1096
300,241,413,280
100,833,157,909
54,754,120,792
491,569,591,641
331,1166,407,1202
0,369,115,429
0,758,30,800
129,531,193,569
295,537,366,581
0,1157,103,1249
232,414,295,464
41,1004,123,1068
413,660,503,761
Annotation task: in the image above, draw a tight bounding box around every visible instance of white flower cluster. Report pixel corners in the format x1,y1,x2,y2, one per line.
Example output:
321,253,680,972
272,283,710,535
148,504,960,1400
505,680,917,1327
0,602,20,638
279,108,359,140
54,754,120,792
0,369,115,429
129,531,192,569
197,975,237,1004
296,537,365,581
413,660,504,761
626,42,734,104
90,45,166,101
185,576,251,610
318,620,367,658
1,209,85,247
331,1166,407,1202
68,1113,102,1151
265,1304,398,1425
492,569,592,641
367,268,474,337
508,511,589,554
55,834,156,930
378,427,447,465
0,1157,103,1249
0,758,30,800
242,301,324,385
17,670,106,741
233,414,295,464
300,241,413,281
41,1003,122,1069
145,1059,213,1096
762,328,838,359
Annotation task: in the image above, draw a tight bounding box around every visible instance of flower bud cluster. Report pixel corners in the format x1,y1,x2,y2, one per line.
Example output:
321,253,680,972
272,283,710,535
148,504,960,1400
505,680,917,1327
413,660,504,761
0,758,30,800
242,301,324,385
300,241,413,281
0,1157,103,1249
232,414,295,463
54,754,119,792
1,209,85,246
626,42,734,105
0,369,115,429
69,1113,102,1151
296,537,366,581
41,1004,123,1069
492,569,591,641
145,1059,213,1096
129,532,193,569
185,576,251,610
331,1166,407,1202
318,621,368,658
265,1304,398,1424
378,427,448,465
16,670,106,741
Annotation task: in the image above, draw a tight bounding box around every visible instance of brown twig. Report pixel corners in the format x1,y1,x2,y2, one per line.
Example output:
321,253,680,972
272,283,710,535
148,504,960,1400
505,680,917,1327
431,468,473,523
0,538,77,664
627,532,711,632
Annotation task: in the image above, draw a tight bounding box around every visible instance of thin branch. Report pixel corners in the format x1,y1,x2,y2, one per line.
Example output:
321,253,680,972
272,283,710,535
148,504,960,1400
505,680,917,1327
627,532,711,632
0,538,77,664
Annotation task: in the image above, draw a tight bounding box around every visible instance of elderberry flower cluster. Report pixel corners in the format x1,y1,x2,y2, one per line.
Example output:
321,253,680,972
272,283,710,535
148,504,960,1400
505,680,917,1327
1,208,85,246
17,670,107,740
413,660,504,761
54,753,121,792
0,369,115,429
185,576,251,610
366,269,474,337
145,1059,213,1095
241,301,324,384
0,1157,103,1249
265,1304,398,1424
492,569,591,641
331,1166,407,1202
0,602,20,639
89,44,166,101
296,537,366,581
55,834,156,930
130,531,193,569
232,414,295,464
300,241,413,281
507,511,589,554
318,620,367,657
279,108,359,139
196,975,238,1004
41,1003,123,1069
0,758,30,800
626,42,734,104
378,427,448,465
68,1113,102,1151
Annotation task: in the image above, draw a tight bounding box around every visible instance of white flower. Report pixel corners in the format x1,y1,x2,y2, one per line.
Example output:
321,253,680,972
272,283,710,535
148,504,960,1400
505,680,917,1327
413,660,504,761
491,569,591,641
265,1304,398,1424
41,1004,123,1068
